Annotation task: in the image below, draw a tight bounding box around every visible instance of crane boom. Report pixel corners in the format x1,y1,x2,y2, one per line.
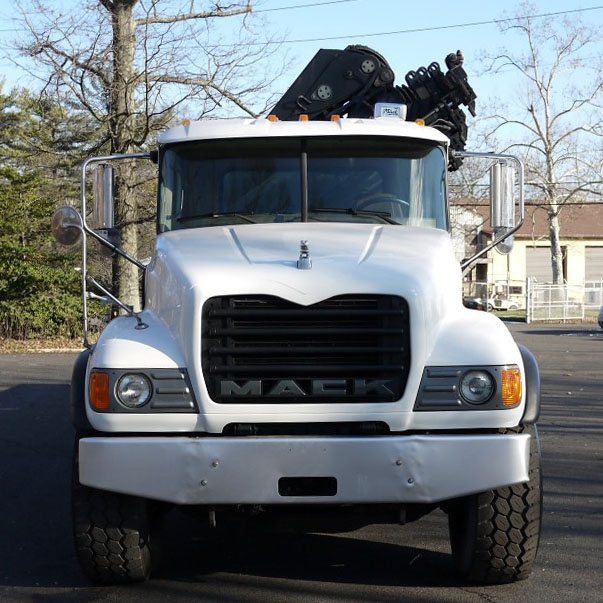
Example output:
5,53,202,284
270,45,476,170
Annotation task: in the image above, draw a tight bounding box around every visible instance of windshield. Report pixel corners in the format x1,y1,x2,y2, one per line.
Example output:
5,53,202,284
158,136,447,232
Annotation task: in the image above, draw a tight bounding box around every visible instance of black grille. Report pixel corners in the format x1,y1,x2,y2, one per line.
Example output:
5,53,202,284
202,294,410,403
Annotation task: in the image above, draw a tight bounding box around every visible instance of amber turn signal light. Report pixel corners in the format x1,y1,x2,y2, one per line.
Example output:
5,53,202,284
501,368,522,406
89,371,110,410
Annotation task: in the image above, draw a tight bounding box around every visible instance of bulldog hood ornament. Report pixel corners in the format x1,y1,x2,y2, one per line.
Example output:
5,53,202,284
297,240,312,270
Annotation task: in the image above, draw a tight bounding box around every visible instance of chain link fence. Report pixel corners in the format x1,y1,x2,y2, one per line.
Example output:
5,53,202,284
464,279,603,323
526,279,603,323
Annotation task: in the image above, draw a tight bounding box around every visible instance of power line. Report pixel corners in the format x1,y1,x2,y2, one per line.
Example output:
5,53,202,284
2,3,602,45
0,1,363,33
254,0,360,12
269,5,603,45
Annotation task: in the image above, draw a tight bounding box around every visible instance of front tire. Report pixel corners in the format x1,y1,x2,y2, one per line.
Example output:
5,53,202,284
72,437,154,584
447,425,542,584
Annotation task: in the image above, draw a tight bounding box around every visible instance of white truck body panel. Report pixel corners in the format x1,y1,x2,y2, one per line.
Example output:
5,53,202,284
158,116,451,145
78,433,530,505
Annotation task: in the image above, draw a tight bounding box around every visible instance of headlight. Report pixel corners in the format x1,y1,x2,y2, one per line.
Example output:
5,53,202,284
115,373,152,408
459,370,495,405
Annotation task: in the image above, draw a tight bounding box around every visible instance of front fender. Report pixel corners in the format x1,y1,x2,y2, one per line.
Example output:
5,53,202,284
71,347,92,431
519,344,540,424
425,310,523,367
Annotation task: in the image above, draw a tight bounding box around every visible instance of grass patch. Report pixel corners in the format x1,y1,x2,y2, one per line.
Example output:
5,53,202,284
490,309,527,321
0,337,84,353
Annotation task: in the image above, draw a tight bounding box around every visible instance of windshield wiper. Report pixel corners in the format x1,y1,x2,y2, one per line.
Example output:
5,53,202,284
176,212,257,224
308,207,400,225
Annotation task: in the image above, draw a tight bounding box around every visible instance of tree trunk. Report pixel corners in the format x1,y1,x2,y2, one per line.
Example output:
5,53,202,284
548,209,564,285
112,159,141,311
109,0,141,311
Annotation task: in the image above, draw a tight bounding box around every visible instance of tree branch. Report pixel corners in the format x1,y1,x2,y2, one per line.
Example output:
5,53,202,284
135,3,251,27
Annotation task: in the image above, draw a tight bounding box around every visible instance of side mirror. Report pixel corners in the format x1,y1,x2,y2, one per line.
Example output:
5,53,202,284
458,150,524,273
490,161,515,229
51,206,83,246
490,161,516,255
92,164,114,230
92,164,120,252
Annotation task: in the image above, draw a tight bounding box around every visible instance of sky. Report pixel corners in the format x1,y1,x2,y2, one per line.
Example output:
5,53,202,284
260,0,603,108
1,0,602,120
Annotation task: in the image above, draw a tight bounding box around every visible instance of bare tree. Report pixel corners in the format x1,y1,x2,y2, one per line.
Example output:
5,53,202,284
481,4,603,284
14,0,285,308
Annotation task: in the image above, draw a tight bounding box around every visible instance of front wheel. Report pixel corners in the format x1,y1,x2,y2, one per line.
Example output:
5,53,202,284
72,437,155,584
447,425,542,584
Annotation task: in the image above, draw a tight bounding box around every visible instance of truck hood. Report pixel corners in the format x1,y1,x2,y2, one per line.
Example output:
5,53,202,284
145,222,462,341
147,222,460,305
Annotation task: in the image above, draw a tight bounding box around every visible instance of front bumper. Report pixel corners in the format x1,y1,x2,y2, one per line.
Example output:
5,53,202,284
79,433,530,505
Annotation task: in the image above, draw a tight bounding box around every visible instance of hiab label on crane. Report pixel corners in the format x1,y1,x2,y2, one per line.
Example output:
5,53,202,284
374,103,407,119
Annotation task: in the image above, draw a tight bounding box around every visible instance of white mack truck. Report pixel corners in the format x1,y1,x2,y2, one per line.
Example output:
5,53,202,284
52,46,542,585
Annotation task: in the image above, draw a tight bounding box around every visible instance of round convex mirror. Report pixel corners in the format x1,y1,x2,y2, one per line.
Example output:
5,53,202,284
51,206,83,246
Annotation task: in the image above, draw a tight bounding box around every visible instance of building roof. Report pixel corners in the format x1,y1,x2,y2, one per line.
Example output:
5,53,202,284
452,201,603,241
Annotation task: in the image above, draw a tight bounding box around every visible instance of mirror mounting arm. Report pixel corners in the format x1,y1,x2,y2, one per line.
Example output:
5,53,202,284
82,152,151,269
86,274,148,331
452,151,525,274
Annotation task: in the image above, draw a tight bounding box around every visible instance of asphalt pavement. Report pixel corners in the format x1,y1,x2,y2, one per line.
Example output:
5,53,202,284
0,322,602,602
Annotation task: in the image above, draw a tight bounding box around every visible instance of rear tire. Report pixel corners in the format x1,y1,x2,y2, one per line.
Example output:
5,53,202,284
72,437,154,584
447,425,542,584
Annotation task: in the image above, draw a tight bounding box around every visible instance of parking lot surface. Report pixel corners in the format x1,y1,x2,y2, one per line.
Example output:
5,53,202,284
0,322,601,602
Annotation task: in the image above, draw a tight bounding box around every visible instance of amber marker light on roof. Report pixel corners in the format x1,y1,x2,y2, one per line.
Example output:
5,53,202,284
299,114,309,121
182,119,191,126
501,367,522,406
330,115,340,121
267,114,279,122
415,118,425,126
89,371,110,411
